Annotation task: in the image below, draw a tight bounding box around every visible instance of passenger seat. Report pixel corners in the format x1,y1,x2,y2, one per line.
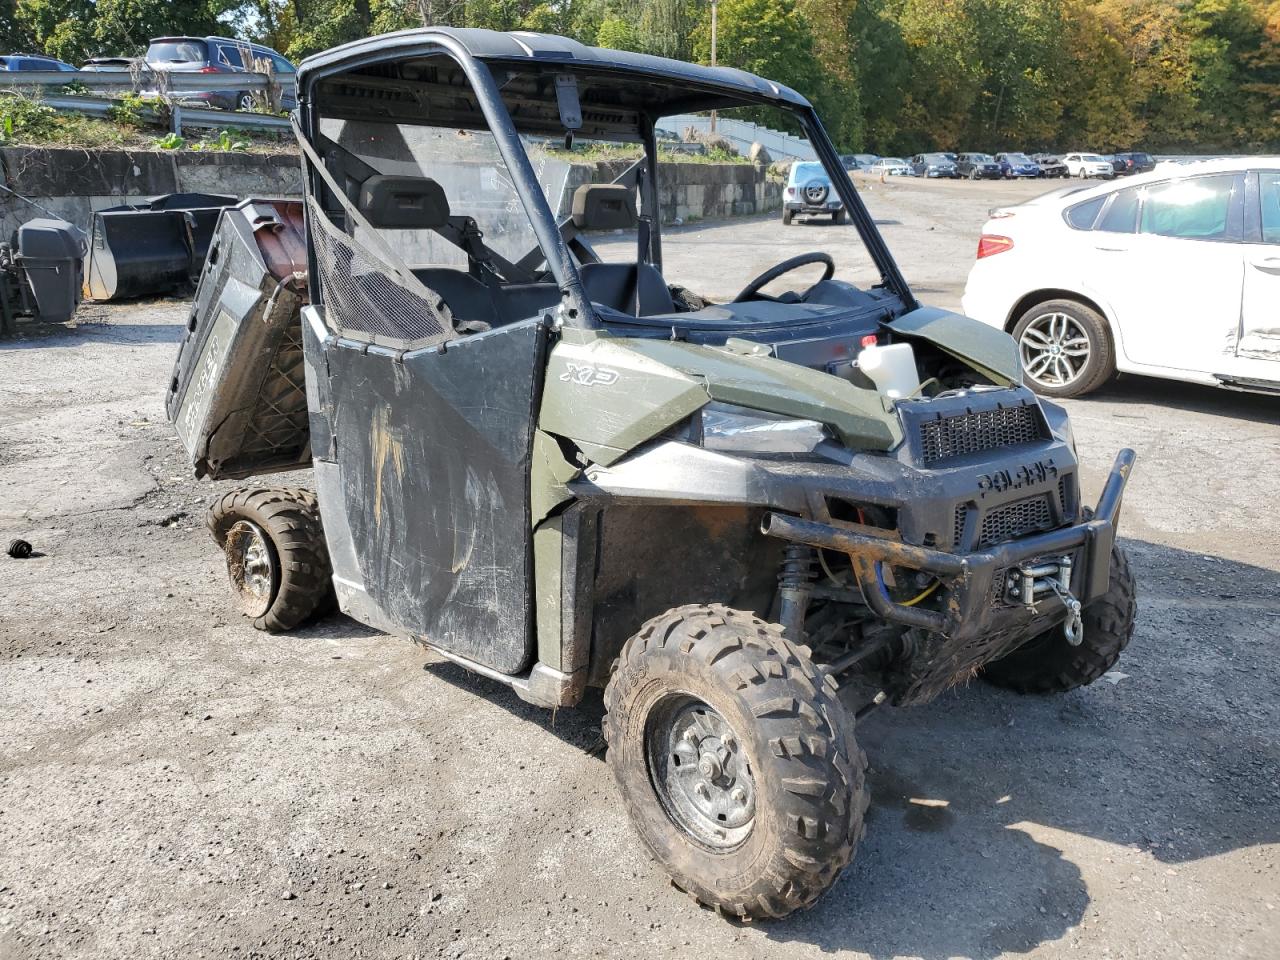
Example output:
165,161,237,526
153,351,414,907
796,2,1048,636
571,184,675,317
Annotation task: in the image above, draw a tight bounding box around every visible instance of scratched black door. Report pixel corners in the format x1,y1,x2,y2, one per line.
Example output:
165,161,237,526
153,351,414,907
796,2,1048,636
325,319,546,674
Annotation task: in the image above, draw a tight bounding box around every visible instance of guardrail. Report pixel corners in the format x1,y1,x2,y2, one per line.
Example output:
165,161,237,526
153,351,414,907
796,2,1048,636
0,68,295,97
32,92,291,135
657,114,816,162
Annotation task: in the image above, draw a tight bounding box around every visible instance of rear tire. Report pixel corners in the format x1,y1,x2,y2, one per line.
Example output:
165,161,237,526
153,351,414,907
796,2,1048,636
207,487,334,632
831,210,845,224
984,545,1136,693
782,209,794,225
603,604,868,920
1012,298,1115,398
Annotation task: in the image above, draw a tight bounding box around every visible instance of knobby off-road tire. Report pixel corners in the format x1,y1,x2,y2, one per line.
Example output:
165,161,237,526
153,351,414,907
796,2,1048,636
782,209,794,225
603,604,869,920
206,487,335,633
984,544,1136,694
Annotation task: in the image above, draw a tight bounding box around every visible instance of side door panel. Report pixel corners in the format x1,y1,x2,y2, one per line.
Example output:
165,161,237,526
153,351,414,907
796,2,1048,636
324,319,546,674
1092,173,1245,373
1236,169,1280,377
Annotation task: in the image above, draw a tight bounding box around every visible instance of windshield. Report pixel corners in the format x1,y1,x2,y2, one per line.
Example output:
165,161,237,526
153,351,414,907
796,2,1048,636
319,117,571,270
147,41,206,63
792,162,828,181
922,154,949,163
1004,153,1031,163
970,154,994,163
1082,154,1105,162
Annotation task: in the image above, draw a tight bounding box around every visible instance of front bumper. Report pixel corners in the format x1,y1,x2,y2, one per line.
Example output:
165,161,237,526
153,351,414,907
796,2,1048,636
762,448,1135,642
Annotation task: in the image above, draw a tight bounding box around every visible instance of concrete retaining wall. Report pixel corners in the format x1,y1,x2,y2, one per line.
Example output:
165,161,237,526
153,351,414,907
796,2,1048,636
0,147,302,239
0,146,780,240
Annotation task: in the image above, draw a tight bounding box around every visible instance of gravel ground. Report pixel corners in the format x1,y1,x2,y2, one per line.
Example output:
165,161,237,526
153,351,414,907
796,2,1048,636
1,176,1277,960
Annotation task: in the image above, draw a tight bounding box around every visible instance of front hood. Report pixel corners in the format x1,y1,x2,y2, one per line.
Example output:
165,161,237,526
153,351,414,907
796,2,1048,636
540,331,901,463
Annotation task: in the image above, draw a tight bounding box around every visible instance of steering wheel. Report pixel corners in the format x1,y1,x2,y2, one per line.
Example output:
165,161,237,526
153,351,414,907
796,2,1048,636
733,252,835,302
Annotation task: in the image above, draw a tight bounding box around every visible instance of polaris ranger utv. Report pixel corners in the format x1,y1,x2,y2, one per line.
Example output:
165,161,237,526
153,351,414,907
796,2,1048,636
166,28,1137,920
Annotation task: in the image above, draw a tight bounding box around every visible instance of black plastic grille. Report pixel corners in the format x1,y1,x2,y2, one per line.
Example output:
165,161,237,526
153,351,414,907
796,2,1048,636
978,495,1054,546
953,505,968,547
918,404,1046,464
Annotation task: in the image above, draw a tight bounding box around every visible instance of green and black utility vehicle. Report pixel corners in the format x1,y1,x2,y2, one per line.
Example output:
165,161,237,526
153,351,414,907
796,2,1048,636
167,28,1137,920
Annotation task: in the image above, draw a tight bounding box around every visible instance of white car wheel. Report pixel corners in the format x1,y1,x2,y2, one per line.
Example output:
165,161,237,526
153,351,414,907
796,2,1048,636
1012,299,1114,398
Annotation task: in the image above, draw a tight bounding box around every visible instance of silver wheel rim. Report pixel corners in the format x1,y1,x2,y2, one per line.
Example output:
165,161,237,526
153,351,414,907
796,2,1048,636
225,519,276,617
1019,312,1091,388
646,695,755,849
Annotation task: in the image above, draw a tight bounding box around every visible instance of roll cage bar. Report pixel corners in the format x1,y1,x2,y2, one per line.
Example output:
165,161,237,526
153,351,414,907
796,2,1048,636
294,29,917,330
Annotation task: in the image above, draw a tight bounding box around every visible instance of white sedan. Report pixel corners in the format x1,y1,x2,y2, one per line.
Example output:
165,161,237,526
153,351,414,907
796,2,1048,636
961,158,1280,397
867,157,914,177
1062,153,1116,179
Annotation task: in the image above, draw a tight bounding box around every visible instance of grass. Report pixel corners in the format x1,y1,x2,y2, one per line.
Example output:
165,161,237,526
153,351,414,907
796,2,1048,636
0,91,294,154
543,141,751,165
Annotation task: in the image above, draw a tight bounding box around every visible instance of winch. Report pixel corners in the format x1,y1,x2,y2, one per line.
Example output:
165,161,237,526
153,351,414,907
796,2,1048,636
1005,555,1084,645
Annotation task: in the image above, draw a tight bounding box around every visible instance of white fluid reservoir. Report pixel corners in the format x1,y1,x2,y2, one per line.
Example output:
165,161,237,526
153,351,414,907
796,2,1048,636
859,342,920,400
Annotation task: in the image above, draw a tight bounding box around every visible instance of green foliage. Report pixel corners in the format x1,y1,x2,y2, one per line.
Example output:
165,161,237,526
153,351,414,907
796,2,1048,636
6,0,1279,153
192,129,251,152
0,94,59,142
153,132,185,150
107,92,148,129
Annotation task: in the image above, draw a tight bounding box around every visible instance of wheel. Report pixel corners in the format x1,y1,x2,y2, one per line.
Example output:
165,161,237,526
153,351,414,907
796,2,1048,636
984,544,1136,693
782,209,794,225
206,487,334,632
237,92,256,112
831,209,845,224
603,604,868,920
968,168,978,180
1076,168,1087,179
1012,298,1114,398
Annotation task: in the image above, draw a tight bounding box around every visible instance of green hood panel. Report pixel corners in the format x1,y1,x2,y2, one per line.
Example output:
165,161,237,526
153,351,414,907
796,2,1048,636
540,332,901,462
888,306,1022,385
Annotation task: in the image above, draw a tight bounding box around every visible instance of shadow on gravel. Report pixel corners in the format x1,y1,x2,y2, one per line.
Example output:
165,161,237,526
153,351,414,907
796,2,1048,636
762,537,1279,957
0,318,185,348
1082,375,1280,425
352,536,1278,959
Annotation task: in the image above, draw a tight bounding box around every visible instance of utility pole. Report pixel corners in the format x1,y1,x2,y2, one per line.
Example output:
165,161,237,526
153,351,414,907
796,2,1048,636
709,0,719,132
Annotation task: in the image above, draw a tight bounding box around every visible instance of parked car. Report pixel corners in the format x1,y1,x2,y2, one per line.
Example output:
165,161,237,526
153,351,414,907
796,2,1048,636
995,152,1042,178
838,154,861,171
782,160,845,223
956,153,1003,180
909,153,959,178
144,36,296,111
962,158,1280,397
867,157,914,177
1031,153,1069,178
1062,152,1115,179
81,56,139,72
0,54,76,71
849,153,879,168
1112,151,1157,176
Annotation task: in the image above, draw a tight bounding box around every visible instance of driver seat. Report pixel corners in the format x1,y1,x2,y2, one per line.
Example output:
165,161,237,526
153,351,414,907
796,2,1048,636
578,261,675,317
571,184,675,317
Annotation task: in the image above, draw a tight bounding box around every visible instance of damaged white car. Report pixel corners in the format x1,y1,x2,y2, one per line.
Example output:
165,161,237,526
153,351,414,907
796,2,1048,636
962,158,1280,397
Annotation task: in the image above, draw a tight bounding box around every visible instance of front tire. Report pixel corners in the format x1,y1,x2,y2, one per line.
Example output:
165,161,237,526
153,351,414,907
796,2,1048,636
603,604,868,920
207,487,334,632
1012,298,1115,398
984,544,1136,693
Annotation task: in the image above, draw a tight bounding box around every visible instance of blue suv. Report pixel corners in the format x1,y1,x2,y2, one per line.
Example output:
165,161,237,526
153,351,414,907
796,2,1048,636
994,152,1042,178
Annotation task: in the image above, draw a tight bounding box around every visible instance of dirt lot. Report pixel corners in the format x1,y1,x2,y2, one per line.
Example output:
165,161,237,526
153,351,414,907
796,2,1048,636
1,176,1277,960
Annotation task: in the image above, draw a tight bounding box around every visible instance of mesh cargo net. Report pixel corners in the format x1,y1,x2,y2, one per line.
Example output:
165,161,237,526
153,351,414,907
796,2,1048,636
307,196,453,348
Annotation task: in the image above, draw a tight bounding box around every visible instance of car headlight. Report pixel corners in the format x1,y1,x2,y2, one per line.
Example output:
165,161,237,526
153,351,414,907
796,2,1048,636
696,402,829,455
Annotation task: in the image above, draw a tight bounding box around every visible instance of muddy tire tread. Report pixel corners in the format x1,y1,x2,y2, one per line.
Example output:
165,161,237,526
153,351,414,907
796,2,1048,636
984,546,1136,694
206,486,333,633
603,604,868,921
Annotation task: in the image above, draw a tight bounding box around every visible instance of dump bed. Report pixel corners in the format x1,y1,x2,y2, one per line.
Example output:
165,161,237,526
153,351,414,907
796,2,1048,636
166,198,312,480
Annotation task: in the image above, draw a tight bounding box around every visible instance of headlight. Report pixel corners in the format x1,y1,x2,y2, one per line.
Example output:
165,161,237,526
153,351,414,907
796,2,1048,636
697,402,829,455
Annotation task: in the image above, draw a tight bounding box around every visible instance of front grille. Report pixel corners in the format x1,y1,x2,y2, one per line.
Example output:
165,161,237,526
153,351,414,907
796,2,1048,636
918,404,1046,464
978,494,1054,546
953,505,968,547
